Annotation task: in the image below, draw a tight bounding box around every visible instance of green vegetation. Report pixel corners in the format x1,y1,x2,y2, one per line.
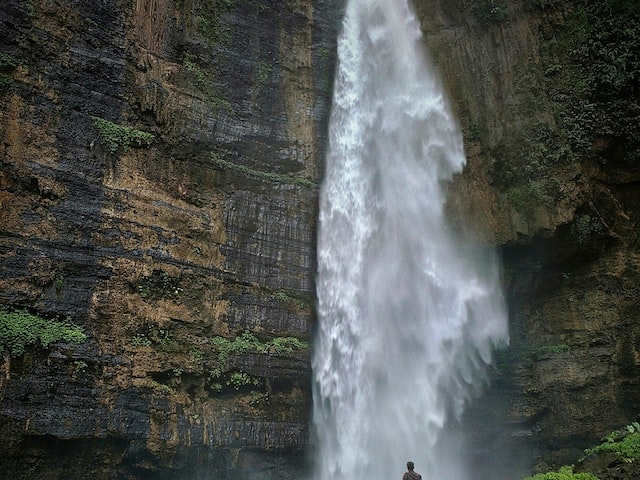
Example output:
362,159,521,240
151,380,173,394
543,0,640,160
55,274,65,293
211,153,317,188
0,306,86,357
582,422,640,463
183,54,208,90
18,1,35,16
207,367,259,392
506,180,555,215
0,52,19,97
573,214,604,244
227,371,259,390
190,348,204,365
493,0,640,214
210,331,308,363
271,289,311,310
478,1,508,23
130,333,152,347
130,326,178,351
182,54,233,112
197,0,235,47
535,344,569,356
136,270,182,301
256,61,272,85
521,465,597,480
207,332,307,391
73,360,88,374
522,422,640,479
0,52,19,71
90,116,155,154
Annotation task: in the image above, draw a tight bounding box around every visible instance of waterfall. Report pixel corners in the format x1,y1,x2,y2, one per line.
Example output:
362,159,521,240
312,1,509,480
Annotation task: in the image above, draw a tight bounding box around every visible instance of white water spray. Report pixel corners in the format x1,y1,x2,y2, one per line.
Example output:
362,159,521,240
313,1,509,480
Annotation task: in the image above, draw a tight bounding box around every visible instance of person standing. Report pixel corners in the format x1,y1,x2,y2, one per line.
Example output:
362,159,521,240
403,461,422,480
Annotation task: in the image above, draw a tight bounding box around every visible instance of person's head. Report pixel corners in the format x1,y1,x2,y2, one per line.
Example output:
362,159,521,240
407,461,414,471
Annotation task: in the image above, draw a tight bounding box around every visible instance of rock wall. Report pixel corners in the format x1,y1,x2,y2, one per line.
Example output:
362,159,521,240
416,0,640,477
0,0,337,478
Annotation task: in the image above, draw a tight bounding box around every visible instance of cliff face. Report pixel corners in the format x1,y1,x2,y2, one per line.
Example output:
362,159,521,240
416,0,640,477
0,0,337,478
1,0,639,479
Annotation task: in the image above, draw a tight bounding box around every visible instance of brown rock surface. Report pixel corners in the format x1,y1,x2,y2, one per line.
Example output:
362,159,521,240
0,0,337,478
416,0,640,477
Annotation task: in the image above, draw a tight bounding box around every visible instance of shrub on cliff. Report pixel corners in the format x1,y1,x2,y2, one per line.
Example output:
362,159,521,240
522,465,597,480
0,306,86,357
582,423,640,463
90,116,155,154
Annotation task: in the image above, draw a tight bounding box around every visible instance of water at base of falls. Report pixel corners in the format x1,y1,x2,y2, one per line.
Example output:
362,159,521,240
312,1,509,480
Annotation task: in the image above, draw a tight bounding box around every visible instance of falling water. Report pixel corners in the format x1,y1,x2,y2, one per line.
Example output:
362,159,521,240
313,1,509,480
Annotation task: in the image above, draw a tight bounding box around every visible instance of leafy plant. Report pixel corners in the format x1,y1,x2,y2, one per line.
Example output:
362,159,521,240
506,180,555,214
182,54,232,112
190,348,204,365
210,332,308,363
226,371,259,390
136,270,182,301
271,289,311,310
131,333,152,347
184,54,208,90
271,336,309,354
55,274,64,293
582,428,640,463
91,116,155,154
73,360,88,373
533,344,570,357
521,465,597,480
0,307,86,357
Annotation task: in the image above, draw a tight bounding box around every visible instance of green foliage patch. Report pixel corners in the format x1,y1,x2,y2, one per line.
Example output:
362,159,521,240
522,465,597,480
183,54,208,90
210,332,309,363
494,0,640,213
271,289,312,310
0,306,86,357
582,423,640,463
182,54,233,112
476,1,508,24
136,270,182,301
91,116,155,154
196,0,235,47
0,52,19,72
211,153,317,188
543,0,640,160
256,61,273,85
0,52,19,97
